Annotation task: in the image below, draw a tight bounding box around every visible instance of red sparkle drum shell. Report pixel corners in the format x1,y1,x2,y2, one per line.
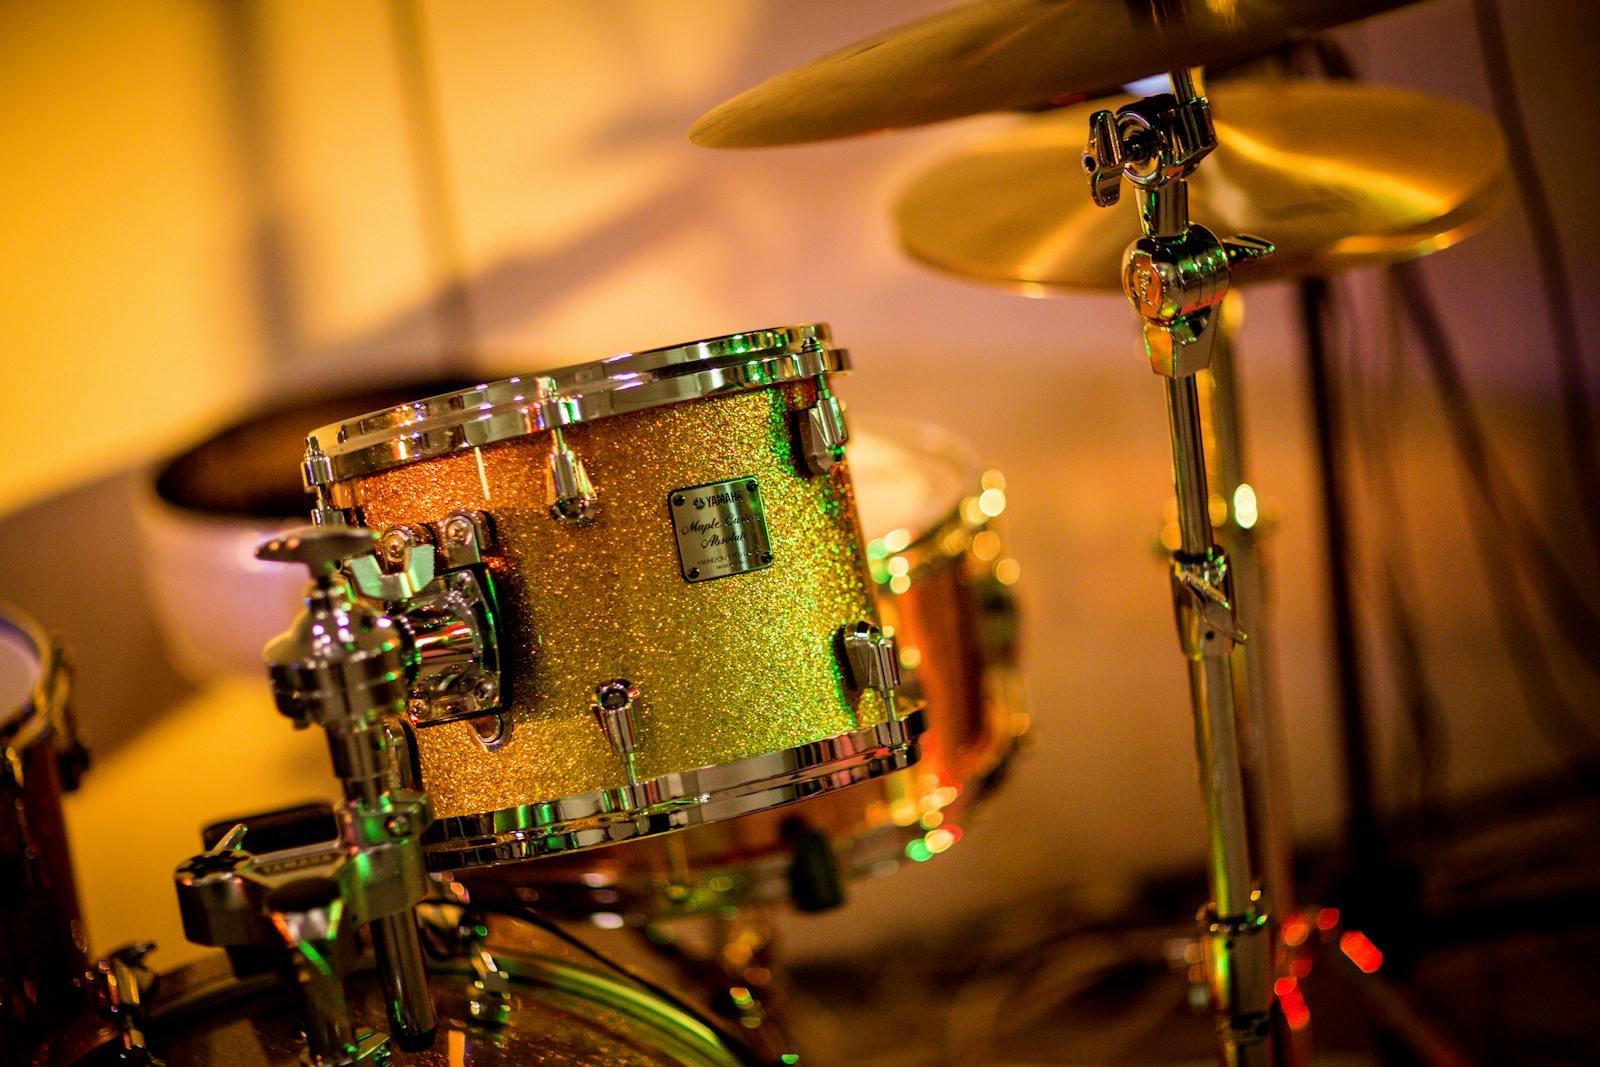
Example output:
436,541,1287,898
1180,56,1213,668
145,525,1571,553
462,417,1025,915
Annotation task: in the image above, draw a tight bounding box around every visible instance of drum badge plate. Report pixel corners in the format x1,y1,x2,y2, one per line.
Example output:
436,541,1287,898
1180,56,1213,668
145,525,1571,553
669,477,774,583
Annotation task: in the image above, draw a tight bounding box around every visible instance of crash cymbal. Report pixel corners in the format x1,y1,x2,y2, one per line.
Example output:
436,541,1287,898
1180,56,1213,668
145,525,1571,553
691,0,1417,147
894,79,1508,289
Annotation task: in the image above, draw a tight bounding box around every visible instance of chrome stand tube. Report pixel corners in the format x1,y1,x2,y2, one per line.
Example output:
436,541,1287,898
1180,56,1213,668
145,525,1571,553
1205,313,1301,1064
1084,67,1277,1064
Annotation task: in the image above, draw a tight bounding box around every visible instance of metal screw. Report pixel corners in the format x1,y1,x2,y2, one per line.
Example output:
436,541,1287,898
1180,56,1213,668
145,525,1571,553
442,515,474,546
673,495,685,507
385,813,414,837
380,527,415,564
760,553,773,565
746,481,758,494
687,567,700,580
471,674,498,703
407,698,429,720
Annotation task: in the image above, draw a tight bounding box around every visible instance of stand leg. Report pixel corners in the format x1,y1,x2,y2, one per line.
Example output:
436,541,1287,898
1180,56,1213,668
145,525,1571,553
1165,374,1274,1065
1204,315,1304,1063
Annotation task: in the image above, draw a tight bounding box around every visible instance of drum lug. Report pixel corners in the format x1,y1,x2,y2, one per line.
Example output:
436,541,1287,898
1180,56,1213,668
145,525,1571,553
835,621,900,712
792,379,849,476
547,430,599,525
591,679,641,785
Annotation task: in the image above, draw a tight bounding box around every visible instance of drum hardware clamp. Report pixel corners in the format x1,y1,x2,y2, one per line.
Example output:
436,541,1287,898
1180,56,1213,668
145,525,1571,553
1083,69,1275,1063
174,525,441,1062
342,510,507,730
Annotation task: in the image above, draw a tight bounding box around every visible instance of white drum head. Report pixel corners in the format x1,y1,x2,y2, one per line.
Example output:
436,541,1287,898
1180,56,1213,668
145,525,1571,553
850,416,981,543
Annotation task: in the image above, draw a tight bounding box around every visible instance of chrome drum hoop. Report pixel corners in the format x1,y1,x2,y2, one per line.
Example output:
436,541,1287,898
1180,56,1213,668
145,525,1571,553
304,323,847,487
425,708,926,871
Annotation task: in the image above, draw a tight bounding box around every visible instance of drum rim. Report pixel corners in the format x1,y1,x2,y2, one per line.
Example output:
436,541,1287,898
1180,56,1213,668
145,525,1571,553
56,945,743,1067
425,708,926,870
303,323,847,488
0,602,65,743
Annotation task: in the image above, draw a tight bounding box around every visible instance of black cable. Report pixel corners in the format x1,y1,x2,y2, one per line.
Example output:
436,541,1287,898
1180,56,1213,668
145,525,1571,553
504,907,774,1067
1336,275,1450,831
1469,0,1600,568
1299,277,1385,883
1305,35,1600,676
1392,263,1600,684
1390,265,1600,773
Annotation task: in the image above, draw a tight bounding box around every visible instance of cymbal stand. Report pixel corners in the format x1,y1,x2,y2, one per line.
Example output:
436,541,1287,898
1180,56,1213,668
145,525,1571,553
1083,68,1275,1065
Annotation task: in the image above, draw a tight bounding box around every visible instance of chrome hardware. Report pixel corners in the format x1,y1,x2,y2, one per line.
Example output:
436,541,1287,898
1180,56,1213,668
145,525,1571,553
539,375,599,524
793,378,849,476
1198,892,1273,1047
427,709,926,869
1088,71,1275,1066
437,509,494,569
591,680,640,785
1172,552,1246,656
302,324,848,488
202,528,441,1055
546,429,598,524
94,942,160,1066
836,621,901,719
392,568,503,727
343,514,505,728
380,523,433,569
1082,90,1272,378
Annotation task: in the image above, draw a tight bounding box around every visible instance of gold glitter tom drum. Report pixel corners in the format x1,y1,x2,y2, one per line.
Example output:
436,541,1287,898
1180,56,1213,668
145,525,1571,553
301,325,924,870
464,418,1027,916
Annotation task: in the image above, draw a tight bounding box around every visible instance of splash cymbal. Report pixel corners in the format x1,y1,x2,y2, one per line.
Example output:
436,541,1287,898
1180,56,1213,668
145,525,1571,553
894,79,1508,289
691,0,1417,148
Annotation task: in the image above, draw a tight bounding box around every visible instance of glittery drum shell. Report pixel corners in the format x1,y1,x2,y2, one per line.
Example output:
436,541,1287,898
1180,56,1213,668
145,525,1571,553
344,384,886,820
462,422,1027,916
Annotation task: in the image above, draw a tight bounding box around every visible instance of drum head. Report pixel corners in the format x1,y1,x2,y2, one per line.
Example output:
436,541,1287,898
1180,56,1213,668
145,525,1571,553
0,614,40,732
849,417,980,545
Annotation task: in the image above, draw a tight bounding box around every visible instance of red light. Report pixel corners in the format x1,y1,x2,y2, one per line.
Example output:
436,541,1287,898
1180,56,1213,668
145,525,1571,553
1316,907,1340,932
1291,956,1313,979
1275,975,1311,1031
1282,913,1311,947
1339,930,1384,974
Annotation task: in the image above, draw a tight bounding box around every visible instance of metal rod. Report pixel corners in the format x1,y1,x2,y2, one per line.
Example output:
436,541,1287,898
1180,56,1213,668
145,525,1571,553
371,912,437,1047
1166,373,1215,556
1205,314,1303,1065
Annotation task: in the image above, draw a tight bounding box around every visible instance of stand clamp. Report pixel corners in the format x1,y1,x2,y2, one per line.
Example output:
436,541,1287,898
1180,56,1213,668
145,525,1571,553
175,527,439,1064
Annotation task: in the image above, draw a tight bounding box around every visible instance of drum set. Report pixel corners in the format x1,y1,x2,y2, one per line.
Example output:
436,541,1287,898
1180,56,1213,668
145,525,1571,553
6,1,1521,1064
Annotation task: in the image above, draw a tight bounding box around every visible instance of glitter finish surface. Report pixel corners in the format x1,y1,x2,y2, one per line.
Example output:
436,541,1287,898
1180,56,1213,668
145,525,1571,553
347,383,885,819
467,422,1029,914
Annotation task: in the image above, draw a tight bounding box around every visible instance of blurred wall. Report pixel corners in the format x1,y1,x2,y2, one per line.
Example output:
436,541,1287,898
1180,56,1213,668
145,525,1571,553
0,0,1596,963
